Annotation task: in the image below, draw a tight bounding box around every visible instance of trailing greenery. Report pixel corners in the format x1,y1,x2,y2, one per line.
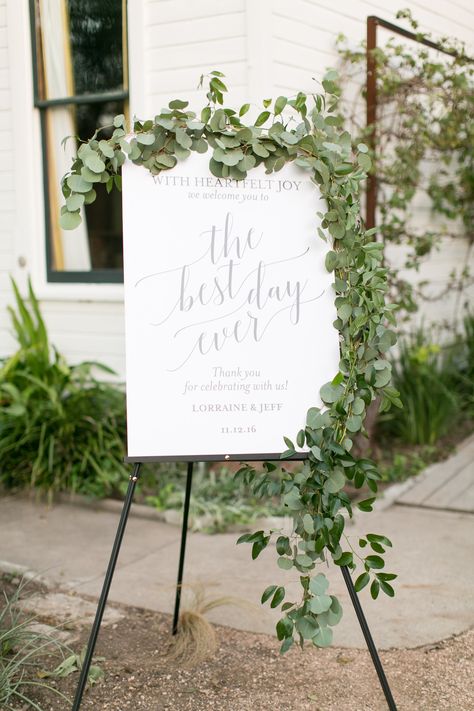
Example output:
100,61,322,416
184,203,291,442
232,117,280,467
59,70,400,652
0,279,128,497
336,9,474,320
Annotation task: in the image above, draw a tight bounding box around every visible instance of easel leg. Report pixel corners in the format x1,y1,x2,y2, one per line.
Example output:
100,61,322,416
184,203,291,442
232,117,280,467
172,461,194,635
341,565,397,711
71,462,141,711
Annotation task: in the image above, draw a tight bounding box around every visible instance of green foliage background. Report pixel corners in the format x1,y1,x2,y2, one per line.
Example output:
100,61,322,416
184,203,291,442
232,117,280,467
336,9,474,321
0,279,128,497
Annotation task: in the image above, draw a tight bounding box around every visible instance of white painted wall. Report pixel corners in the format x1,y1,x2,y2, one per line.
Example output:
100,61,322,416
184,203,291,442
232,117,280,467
0,0,473,376
0,0,16,356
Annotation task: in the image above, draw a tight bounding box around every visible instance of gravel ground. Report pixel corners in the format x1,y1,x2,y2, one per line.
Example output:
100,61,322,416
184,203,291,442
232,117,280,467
14,599,474,711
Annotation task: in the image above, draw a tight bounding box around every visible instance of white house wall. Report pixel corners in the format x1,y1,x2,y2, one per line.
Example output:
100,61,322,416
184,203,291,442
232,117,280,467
0,0,473,377
0,0,16,357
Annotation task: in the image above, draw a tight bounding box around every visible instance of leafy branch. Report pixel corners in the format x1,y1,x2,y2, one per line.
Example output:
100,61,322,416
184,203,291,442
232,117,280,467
59,70,399,653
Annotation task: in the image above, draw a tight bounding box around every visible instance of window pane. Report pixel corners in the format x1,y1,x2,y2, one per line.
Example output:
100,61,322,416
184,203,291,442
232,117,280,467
34,0,125,101
46,100,124,273
69,0,124,96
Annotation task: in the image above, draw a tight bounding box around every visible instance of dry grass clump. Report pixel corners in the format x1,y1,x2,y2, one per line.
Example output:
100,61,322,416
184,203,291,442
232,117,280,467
167,583,251,667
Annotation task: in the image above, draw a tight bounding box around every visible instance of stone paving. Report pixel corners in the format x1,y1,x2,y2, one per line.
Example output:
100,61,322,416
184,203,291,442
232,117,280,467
0,437,473,650
397,434,474,513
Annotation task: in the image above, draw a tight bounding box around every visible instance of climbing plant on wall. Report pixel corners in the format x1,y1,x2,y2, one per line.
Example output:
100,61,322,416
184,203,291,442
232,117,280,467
60,70,399,652
336,9,474,323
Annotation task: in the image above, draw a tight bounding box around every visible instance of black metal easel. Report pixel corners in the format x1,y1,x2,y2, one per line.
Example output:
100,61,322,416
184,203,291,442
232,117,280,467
71,459,397,711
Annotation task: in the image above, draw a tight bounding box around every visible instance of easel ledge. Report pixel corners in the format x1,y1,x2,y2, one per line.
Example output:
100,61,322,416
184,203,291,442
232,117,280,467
124,452,309,462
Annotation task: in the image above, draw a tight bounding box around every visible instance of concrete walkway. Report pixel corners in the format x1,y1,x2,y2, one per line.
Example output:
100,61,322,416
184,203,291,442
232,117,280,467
1,444,473,650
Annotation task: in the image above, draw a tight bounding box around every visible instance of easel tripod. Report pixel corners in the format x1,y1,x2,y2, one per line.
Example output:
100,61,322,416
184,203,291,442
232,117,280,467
71,460,397,711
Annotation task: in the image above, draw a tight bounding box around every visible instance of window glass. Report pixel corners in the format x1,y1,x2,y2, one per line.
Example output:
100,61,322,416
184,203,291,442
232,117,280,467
32,0,127,281
69,1,124,97
34,0,125,101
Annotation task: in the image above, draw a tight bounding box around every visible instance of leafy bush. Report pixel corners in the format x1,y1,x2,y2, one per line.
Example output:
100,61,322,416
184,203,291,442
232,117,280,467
377,330,460,446
144,464,286,533
453,311,474,414
378,448,435,483
0,279,128,497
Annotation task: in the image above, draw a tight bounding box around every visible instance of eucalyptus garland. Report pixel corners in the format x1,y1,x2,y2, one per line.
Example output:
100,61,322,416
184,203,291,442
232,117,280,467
60,71,400,652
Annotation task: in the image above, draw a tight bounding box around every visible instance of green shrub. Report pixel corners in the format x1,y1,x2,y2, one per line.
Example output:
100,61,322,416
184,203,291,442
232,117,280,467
144,464,286,533
0,279,128,497
378,448,435,483
378,330,460,446
453,311,474,414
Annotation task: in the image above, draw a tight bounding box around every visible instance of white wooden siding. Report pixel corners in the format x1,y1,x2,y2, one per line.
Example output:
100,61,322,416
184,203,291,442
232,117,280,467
0,0,472,376
144,0,248,111
0,0,15,355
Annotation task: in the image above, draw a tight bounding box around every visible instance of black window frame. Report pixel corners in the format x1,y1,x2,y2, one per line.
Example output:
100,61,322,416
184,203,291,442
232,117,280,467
29,0,129,284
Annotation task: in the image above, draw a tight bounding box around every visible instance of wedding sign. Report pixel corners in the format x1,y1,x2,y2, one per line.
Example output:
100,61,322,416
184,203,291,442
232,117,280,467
122,152,340,459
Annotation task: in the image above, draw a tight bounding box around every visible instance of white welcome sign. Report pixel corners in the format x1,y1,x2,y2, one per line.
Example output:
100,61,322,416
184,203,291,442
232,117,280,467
122,152,340,459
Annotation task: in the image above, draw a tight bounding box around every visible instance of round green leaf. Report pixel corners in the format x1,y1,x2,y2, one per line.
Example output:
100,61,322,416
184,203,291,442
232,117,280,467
66,193,84,211
337,303,352,323
66,175,92,193
83,188,97,205
295,553,313,568
352,397,365,415
365,555,385,570
99,140,115,158
313,625,333,647
333,551,353,567
324,467,346,494
156,153,177,169
137,133,156,146
346,414,362,433
309,573,329,596
84,152,106,173
375,368,392,388
277,556,293,571
309,594,332,614
296,616,318,640
325,250,338,272
59,210,82,230
81,167,103,183
327,596,343,626
175,127,193,149
320,382,344,404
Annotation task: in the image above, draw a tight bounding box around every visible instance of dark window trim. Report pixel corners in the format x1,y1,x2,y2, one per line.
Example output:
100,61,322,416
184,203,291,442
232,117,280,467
30,0,128,285
35,90,129,109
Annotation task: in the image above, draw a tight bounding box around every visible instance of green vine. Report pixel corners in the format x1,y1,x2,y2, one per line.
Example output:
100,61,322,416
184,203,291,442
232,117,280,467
60,70,399,652
335,9,474,323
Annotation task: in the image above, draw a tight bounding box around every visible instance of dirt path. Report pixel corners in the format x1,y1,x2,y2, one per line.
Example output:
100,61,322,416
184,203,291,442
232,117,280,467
17,597,474,711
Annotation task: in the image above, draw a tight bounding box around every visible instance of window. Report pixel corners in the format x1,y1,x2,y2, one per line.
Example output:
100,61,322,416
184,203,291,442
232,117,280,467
30,0,128,283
